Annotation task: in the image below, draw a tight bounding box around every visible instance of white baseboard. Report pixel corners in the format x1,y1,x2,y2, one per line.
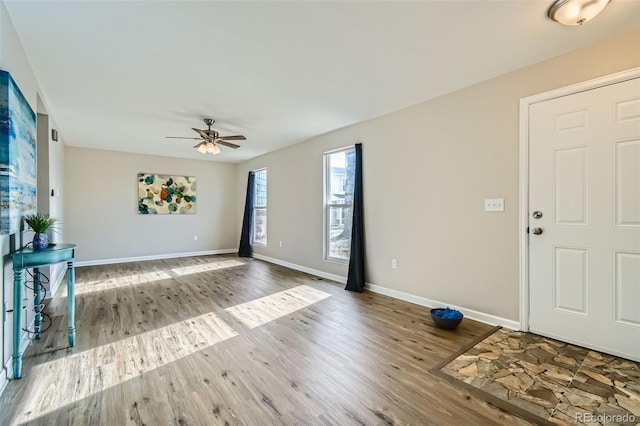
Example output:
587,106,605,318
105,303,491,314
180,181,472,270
49,263,67,298
252,254,347,284
364,283,520,330
75,249,238,267
253,255,520,330
0,364,6,397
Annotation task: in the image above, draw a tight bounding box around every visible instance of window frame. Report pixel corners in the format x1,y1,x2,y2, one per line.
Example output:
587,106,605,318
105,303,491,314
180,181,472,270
252,168,267,246
323,146,355,263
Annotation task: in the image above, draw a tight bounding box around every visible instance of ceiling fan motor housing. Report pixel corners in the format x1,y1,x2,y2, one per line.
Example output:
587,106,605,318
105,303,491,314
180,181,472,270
165,118,245,153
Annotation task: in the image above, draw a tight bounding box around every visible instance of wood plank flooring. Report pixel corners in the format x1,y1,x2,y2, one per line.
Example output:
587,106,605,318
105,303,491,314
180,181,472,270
0,254,530,425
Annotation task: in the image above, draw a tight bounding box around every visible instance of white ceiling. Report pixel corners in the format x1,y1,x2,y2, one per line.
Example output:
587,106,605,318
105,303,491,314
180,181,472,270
5,1,640,163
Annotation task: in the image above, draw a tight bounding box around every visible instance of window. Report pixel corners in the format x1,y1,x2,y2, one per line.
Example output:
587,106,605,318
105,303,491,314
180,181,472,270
252,169,267,245
324,147,355,262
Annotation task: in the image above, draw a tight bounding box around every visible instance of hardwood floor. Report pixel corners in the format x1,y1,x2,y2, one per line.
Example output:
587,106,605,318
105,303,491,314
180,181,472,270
0,254,529,425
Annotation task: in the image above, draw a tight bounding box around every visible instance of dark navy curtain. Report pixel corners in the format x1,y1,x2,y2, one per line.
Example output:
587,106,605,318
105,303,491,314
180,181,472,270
238,171,255,257
345,143,364,292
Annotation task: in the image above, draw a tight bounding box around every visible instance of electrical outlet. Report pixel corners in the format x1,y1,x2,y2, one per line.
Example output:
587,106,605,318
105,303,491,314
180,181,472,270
484,198,505,212
193,235,198,241
391,259,398,269
279,241,283,248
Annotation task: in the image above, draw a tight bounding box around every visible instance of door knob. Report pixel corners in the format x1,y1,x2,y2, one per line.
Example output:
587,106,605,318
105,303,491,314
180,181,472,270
531,227,543,235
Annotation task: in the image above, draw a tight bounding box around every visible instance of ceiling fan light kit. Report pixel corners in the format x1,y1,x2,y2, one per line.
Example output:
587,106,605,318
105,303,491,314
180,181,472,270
166,118,246,156
206,142,221,155
195,141,208,154
547,0,610,26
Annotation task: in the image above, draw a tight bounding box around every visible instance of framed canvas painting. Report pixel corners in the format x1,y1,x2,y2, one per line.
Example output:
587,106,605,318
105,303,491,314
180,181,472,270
138,173,197,214
0,71,37,235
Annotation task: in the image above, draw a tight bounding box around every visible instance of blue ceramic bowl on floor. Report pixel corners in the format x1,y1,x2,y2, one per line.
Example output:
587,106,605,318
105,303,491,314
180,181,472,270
431,308,463,330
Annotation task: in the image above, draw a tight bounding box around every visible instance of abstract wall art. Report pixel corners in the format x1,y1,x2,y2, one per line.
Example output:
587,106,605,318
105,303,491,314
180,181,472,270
138,173,197,215
0,71,37,235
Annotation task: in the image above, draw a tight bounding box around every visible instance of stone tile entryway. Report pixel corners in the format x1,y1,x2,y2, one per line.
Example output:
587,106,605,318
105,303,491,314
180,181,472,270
436,329,639,425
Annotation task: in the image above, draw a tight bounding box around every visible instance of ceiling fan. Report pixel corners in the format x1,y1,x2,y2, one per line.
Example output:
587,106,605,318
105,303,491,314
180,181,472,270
166,118,246,155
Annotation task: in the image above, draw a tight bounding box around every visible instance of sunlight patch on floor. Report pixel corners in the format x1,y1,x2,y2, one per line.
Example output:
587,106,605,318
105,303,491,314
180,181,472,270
170,259,245,276
10,281,330,424
72,260,244,296
73,270,173,295
225,285,331,329
11,312,238,425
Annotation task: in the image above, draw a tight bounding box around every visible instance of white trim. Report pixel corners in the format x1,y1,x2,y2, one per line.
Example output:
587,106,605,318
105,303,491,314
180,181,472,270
365,283,520,330
253,254,347,284
323,144,355,155
522,68,640,106
253,254,519,329
323,146,356,262
322,153,329,261
518,90,531,332
49,263,67,299
518,67,640,331
0,366,6,397
251,168,267,246
75,249,237,267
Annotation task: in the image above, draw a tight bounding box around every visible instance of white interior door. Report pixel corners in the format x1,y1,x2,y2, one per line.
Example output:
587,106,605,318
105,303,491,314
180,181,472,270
529,77,640,362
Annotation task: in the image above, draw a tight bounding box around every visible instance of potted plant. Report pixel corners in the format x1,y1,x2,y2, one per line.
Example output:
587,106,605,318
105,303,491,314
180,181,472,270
24,213,56,250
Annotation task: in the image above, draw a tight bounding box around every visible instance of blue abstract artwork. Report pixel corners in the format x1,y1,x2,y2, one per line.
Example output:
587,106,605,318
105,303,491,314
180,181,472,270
0,71,37,235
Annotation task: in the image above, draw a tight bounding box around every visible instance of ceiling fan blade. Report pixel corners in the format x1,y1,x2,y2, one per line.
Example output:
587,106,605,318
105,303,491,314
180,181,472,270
166,136,202,140
192,128,210,139
216,140,241,149
218,135,246,141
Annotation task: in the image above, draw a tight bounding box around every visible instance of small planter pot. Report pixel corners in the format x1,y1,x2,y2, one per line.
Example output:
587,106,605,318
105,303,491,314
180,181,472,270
33,233,49,250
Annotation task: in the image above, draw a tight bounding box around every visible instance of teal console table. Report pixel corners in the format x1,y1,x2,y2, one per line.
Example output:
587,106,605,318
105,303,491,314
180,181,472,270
11,243,76,379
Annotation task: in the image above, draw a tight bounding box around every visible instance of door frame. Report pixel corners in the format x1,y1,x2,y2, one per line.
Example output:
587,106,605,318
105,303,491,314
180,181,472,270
518,67,640,331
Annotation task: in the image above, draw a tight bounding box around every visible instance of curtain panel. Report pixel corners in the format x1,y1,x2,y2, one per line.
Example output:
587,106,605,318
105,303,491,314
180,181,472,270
238,171,255,257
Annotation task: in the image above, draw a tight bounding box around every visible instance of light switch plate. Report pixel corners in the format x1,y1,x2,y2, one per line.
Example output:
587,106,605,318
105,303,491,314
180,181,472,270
484,198,505,212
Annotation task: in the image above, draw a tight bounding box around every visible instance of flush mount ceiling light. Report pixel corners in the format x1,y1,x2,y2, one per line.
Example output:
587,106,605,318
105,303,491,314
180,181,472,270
547,0,611,26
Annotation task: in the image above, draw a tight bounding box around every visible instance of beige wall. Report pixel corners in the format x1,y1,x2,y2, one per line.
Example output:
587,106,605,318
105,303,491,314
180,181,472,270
65,147,238,262
47,116,65,244
35,112,67,292
238,28,640,322
0,1,66,390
